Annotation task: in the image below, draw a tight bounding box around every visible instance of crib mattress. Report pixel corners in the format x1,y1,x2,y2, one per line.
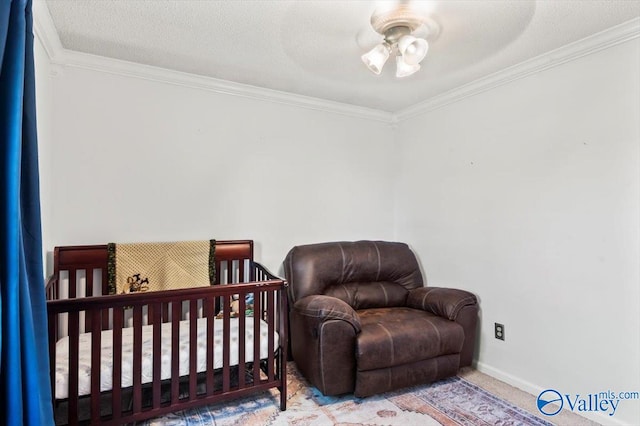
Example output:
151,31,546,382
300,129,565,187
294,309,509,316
55,316,278,399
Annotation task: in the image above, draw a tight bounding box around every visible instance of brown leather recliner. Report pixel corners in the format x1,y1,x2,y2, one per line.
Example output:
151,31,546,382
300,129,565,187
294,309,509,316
284,240,478,398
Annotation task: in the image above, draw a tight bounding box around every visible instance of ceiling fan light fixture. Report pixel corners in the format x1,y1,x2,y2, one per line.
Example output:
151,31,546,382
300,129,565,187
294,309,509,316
397,35,429,65
361,43,390,75
362,3,435,78
395,55,421,78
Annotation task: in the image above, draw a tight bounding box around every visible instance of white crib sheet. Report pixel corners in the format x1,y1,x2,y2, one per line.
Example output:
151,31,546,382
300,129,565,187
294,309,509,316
55,316,278,399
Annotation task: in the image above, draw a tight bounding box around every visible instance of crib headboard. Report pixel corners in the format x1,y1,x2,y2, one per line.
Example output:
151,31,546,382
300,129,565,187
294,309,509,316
47,240,257,300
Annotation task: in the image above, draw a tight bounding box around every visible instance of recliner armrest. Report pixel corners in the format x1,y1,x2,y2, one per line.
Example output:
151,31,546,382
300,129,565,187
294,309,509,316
293,295,361,333
407,287,477,321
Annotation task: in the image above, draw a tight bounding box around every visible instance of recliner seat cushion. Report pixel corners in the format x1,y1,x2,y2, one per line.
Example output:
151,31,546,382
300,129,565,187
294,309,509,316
356,307,465,371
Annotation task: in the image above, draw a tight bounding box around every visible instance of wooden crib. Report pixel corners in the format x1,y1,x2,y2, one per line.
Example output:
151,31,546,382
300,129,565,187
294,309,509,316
46,240,288,425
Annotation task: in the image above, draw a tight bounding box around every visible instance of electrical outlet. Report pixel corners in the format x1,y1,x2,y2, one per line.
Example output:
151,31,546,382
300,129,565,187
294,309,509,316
495,323,505,341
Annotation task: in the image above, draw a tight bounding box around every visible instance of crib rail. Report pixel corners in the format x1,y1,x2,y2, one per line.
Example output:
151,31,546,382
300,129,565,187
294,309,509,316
49,281,287,425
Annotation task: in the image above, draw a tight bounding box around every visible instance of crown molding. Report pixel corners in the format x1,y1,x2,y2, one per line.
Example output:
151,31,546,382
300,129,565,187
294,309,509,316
59,49,394,123
396,17,640,122
32,0,64,60
31,1,393,124
32,1,638,126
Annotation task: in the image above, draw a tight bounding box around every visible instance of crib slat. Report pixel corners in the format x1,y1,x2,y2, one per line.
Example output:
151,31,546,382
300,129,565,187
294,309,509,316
171,301,181,404
152,303,162,409
215,260,222,283
85,270,94,332
222,295,231,392
112,307,123,422
147,303,154,326
86,269,94,297
68,310,79,425
133,305,143,413
214,260,224,313
267,289,275,381
253,290,261,383
189,298,198,400
238,259,245,283
226,262,233,285
249,260,256,282
162,302,169,323
69,268,77,299
205,296,215,396
101,268,109,330
238,294,246,389
48,310,56,409
90,308,102,423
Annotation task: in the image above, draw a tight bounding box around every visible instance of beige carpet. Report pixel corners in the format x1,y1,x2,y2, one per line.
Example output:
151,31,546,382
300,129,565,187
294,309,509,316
459,367,601,426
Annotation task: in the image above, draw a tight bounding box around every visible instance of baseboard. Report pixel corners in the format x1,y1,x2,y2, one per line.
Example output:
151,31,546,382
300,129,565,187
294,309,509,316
474,361,631,426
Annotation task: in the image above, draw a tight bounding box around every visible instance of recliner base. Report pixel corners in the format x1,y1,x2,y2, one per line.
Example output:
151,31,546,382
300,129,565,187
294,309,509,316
354,353,460,397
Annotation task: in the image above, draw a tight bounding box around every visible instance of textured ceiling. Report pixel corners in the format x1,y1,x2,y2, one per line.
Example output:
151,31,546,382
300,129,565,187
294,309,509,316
44,0,640,113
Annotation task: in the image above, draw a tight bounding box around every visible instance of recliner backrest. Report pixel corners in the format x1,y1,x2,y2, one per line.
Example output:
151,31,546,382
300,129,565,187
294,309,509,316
284,241,424,308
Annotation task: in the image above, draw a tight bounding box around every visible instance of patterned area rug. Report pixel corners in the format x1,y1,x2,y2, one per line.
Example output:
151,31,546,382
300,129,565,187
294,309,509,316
141,363,553,425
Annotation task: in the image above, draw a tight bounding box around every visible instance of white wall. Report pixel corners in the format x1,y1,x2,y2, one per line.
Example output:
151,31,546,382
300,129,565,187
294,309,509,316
48,67,395,273
395,39,640,425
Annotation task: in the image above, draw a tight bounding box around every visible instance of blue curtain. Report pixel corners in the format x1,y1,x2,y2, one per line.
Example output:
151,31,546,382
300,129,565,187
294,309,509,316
1,0,54,424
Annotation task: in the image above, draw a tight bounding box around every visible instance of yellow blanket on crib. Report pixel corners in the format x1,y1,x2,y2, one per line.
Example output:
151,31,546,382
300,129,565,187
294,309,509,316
107,240,216,294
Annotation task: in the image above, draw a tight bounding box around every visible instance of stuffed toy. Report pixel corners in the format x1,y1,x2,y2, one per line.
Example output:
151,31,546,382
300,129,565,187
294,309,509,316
216,293,254,318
